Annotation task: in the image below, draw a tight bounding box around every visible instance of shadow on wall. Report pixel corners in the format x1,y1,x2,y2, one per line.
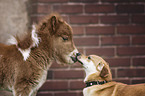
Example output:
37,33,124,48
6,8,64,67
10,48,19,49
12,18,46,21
0,0,31,44
0,0,31,95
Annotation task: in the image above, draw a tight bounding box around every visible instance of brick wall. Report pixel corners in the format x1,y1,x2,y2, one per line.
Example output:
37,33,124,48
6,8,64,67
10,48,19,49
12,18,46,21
31,0,145,96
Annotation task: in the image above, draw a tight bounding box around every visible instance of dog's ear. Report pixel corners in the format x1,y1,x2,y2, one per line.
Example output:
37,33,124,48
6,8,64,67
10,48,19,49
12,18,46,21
98,63,109,78
100,66,109,78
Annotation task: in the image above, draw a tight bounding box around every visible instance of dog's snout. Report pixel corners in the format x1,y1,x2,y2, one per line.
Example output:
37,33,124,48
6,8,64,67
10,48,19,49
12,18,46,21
76,53,81,56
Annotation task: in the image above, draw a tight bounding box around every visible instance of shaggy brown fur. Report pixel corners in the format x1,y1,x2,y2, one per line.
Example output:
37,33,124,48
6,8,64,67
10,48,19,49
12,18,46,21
0,14,78,96
77,55,145,96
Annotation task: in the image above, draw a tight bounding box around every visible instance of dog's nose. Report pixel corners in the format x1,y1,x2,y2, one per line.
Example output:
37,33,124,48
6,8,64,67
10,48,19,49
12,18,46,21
76,53,81,56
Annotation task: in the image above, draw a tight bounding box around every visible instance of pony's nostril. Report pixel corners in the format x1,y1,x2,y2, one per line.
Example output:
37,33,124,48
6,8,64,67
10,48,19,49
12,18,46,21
76,53,81,56
71,56,77,62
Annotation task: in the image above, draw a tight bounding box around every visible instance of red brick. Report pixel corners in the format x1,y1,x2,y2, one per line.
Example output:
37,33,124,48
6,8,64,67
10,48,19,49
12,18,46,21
85,4,115,13
62,15,69,22
113,78,131,84
132,36,145,45
101,0,128,2
31,5,38,14
117,25,145,34
50,62,68,68
72,26,84,35
133,57,145,66
132,79,145,84
74,37,99,46
101,36,130,45
86,26,115,35
55,92,82,96
71,62,84,68
69,80,85,90
118,68,145,77
37,0,69,3
37,4,51,14
47,70,53,79
70,15,99,24
100,15,129,24
53,5,83,14
70,0,98,2
132,15,145,24
54,70,84,79
101,0,145,2
77,92,83,96
31,16,39,23
37,92,53,96
111,69,115,78
116,5,144,13
130,0,145,2
40,80,68,91
86,47,115,56
117,47,145,56
105,57,130,67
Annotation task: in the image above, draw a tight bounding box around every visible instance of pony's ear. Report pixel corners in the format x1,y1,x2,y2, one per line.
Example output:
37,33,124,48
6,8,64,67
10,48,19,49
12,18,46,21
50,16,57,32
100,65,109,78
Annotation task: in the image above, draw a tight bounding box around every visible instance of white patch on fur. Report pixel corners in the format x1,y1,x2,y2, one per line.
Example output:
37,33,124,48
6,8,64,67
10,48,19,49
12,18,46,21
18,48,31,61
84,60,97,82
98,63,104,71
7,36,18,45
31,25,40,47
79,58,97,82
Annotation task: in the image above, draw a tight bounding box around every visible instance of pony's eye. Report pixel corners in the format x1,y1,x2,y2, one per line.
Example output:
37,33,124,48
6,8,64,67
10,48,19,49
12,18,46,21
88,56,91,60
62,36,69,41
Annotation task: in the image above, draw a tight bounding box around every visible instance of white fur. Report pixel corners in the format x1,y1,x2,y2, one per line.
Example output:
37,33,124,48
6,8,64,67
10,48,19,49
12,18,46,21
83,60,97,82
31,25,40,47
78,58,98,82
98,63,104,71
7,36,18,45
18,48,31,61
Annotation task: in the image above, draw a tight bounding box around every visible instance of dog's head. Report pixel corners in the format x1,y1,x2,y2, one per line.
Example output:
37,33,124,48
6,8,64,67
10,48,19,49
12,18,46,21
38,14,78,65
77,54,112,82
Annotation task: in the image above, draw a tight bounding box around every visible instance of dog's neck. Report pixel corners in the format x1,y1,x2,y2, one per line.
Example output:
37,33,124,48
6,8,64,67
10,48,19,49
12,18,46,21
84,72,105,82
84,72,112,85
85,80,109,87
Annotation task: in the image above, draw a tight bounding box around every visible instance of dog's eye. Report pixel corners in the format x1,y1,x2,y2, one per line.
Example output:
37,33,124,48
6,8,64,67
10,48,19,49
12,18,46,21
62,36,68,41
88,56,91,60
